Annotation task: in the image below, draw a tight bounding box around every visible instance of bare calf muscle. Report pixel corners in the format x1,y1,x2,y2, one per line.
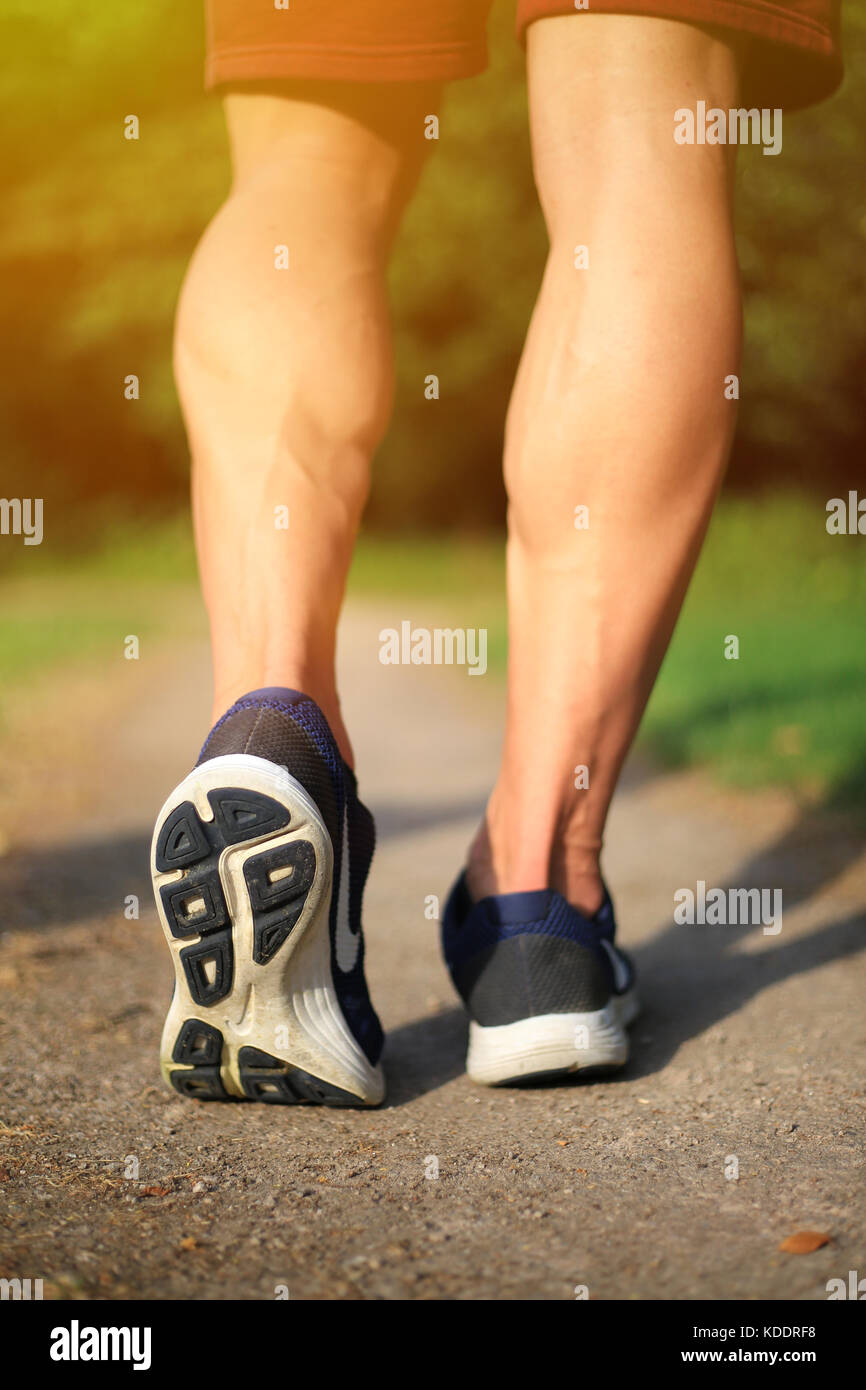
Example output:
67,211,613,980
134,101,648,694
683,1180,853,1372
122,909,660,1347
468,16,742,913
174,81,438,745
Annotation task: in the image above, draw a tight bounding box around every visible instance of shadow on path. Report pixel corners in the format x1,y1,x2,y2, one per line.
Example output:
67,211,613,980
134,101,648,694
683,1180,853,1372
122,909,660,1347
379,797,866,1099
1,780,862,1102
0,833,152,933
382,1008,467,1106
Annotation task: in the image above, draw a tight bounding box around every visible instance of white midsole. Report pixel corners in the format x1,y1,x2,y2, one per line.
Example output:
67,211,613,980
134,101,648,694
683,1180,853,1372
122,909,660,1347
150,753,384,1105
467,989,639,1086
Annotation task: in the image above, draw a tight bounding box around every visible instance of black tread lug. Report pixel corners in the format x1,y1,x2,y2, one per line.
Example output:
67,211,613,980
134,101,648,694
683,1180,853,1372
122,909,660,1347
180,932,233,1007
207,788,292,845
160,868,229,939
244,839,316,964
172,1018,224,1066
169,1067,228,1101
237,1047,364,1107
155,802,211,871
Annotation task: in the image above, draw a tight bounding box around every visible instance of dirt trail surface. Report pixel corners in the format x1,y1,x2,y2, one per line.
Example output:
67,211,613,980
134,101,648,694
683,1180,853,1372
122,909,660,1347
0,601,863,1301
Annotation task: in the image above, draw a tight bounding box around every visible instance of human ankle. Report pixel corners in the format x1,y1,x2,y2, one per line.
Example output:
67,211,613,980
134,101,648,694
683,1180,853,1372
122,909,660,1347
550,868,604,917
465,807,550,902
549,835,604,916
465,790,605,915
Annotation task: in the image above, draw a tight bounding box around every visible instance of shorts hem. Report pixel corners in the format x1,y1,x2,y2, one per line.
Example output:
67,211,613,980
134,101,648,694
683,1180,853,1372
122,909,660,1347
205,42,489,89
518,0,842,110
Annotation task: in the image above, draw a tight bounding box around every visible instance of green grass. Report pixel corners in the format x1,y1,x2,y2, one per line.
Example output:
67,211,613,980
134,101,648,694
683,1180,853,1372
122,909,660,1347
0,512,199,691
642,495,866,815
348,533,504,600
0,494,862,815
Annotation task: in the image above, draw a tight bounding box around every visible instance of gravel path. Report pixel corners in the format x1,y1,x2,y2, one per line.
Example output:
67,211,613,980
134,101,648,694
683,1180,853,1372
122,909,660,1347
0,602,863,1301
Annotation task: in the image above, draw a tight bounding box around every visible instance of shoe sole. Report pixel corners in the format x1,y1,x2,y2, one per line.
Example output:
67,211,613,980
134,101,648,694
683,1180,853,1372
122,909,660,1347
466,989,639,1087
150,753,385,1107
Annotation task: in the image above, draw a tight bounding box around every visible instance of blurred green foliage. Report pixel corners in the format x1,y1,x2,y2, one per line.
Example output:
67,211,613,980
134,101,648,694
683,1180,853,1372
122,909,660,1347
641,493,866,816
0,1,864,544
1,496,863,814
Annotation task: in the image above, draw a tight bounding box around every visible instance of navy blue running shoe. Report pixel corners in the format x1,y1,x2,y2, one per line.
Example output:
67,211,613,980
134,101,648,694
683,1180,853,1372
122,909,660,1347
150,687,384,1106
441,874,638,1085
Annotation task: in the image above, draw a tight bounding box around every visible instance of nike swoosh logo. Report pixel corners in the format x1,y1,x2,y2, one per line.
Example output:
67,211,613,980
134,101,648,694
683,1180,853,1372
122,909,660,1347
600,938,630,994
334,804,360,974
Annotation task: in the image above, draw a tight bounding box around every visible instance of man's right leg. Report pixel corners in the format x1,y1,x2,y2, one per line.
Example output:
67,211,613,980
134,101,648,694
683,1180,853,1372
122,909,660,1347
175,81,437,761
153,82,436,1106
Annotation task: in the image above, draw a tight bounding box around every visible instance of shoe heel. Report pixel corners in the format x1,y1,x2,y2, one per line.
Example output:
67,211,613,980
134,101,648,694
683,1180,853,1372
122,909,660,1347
152,754,384,1106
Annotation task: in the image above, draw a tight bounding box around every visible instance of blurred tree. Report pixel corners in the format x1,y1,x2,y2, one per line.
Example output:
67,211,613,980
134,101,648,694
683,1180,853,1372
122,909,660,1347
732,9,866,491
0,0,862,546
